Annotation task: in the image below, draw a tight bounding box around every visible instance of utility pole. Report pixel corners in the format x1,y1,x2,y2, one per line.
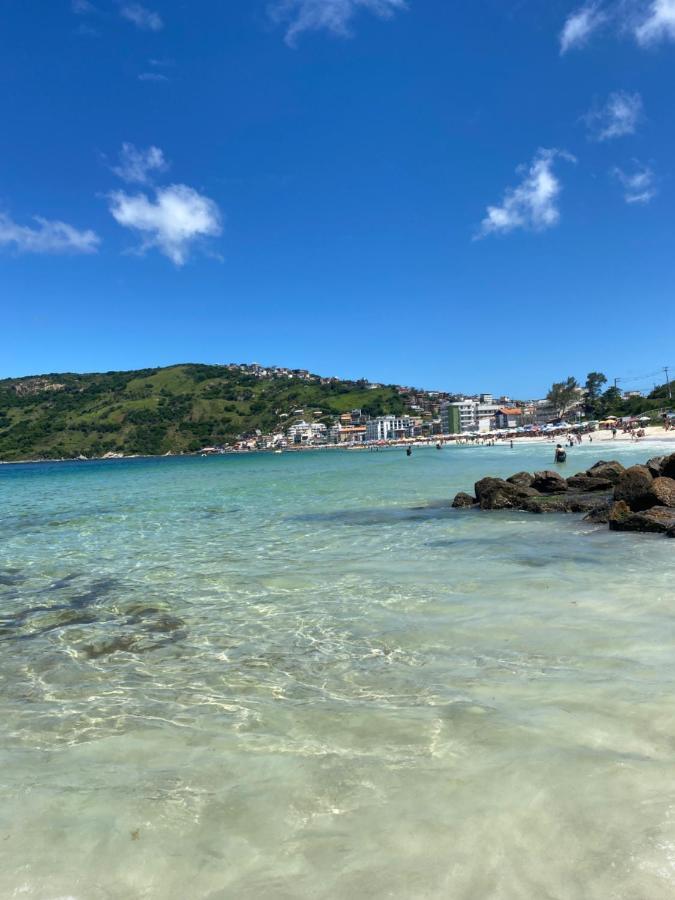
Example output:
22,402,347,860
664,367,672,402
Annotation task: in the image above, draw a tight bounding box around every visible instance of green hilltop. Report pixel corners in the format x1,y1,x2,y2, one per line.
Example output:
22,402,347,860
0,364,408,461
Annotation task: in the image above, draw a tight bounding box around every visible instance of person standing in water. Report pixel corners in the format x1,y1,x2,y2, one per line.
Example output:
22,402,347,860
554,444,567,464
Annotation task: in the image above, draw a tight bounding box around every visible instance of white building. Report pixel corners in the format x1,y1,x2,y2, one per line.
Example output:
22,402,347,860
440,400,478,434
365,416,414,442
286,421,327,444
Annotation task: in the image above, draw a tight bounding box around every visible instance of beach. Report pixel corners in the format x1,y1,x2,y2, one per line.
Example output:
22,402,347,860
1,441,675,898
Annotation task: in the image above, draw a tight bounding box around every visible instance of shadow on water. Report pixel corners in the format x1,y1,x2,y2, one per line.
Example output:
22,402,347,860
289,502,457,527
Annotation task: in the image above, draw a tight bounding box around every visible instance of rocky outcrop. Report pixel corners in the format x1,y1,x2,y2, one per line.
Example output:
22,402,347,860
609,501,675,536
566,473,614,492
662,454,675,480
452,492,477,509
506,472,534,487
651,477,675,508
474,477,538,510
451,455,675,540
646,457,665,478
613,465,659,512
531,470,568,494
586,460,625,484
522,493,611,515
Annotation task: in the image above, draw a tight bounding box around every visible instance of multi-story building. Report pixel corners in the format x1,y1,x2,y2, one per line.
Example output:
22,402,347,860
365,416,415,442
286,421,327,444
494,407,523,429
440,400,478,434
329,424,368,444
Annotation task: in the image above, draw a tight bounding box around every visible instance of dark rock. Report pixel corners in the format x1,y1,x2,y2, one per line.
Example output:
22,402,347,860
566,474,615,492
609,501,675,535
583,505,611,524
613,465,655,512
661,453,675,480
651,477,675,508
646,457,665,478
586,460,625,484
474,477,539,510
452,492,477,509
522,492,611,515
506,472,534,488
531,470,568,494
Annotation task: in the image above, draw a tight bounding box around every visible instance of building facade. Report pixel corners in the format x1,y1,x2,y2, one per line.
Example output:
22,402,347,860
440,400,478,434
365,416,414,442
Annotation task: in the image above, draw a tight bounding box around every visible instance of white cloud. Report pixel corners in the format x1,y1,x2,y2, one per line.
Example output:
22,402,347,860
112,143,168,185
108,184,222,265
612,162,657,203
584,91,642,141
560,1,675,50
477,149,575,238
120,3,163,31
0,212,100,254
635,0,675,43
560,3,607,53
138,72,169,82
269,0,406,46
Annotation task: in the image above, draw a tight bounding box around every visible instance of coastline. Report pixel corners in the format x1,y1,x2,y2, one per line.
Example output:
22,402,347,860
2,425,675,467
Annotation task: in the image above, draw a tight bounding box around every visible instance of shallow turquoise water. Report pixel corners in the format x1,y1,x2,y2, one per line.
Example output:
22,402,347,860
1,442,674,899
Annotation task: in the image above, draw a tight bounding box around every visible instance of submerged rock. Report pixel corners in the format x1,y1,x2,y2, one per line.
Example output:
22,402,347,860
452,492,477,508
583,505,612,525
522,493,611,515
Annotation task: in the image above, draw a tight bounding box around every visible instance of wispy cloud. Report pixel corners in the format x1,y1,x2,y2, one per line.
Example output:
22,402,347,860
71,0,97,13
560,1,675,51
612,162,657,203
635,0,675,44
269,0,406,46
477,149,575,238
584,91,642,141
560,3,607,53
0,212,100,255
120,3,163,31
112,143,168,185
108,184,222,265
138,72,169,83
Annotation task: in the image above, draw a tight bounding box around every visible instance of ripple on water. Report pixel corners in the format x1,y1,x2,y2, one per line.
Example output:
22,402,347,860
1,447,675,898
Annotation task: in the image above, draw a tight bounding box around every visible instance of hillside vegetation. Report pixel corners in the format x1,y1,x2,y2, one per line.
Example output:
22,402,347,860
0,364,408,461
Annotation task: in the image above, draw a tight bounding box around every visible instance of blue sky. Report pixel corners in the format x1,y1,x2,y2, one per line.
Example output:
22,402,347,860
1,0,674,398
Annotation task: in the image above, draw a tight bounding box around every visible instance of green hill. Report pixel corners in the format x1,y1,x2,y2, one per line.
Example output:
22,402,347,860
0,364,409,461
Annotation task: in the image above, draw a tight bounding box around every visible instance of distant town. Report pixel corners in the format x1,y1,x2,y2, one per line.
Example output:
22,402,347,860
207,363,651,453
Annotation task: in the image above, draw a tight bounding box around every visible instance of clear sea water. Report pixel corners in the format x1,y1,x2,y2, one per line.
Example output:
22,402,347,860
1,441,674,900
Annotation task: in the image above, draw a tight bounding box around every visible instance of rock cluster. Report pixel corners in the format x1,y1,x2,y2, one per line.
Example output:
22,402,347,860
451,454,675,538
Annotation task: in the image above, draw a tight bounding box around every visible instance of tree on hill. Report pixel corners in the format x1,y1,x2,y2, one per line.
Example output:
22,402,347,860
583,372,607,417
547,377,579,418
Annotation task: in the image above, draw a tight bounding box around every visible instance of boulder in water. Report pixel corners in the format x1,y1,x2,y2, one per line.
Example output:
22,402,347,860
613,465,655,512
531,470,568,494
